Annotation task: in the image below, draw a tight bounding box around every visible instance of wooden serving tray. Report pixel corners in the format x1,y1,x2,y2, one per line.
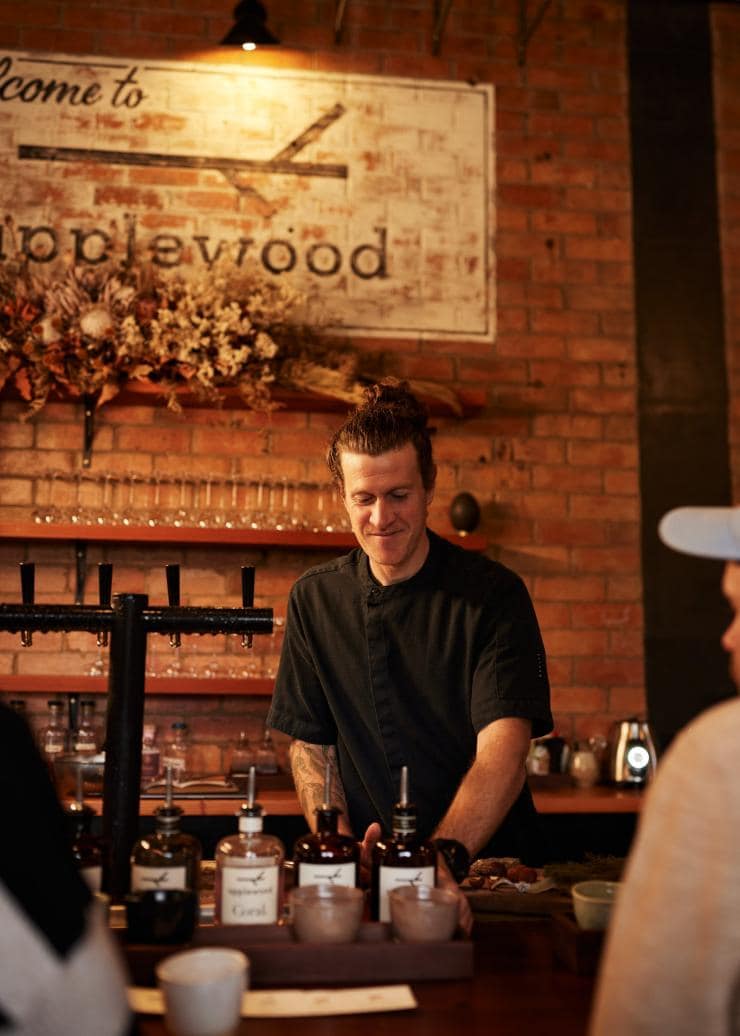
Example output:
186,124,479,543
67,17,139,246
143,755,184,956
465,887,572,917
123,922,473,987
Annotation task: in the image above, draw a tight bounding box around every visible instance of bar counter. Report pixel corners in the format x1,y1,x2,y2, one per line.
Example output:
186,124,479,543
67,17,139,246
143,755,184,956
132,917,596,1036
128,775,644,817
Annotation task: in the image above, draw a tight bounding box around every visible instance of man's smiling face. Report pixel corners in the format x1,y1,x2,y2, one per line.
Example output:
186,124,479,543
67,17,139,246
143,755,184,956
339,442,434,586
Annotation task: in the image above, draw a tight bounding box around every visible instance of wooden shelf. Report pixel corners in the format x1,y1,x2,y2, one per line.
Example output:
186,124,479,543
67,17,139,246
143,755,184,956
0,674,274,697
530,779,643,815
84,781,643,819
0,521,486,552
2,382,486,419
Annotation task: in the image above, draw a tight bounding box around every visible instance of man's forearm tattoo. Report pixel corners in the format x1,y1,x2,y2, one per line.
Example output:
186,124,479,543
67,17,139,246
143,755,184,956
289,742,350,832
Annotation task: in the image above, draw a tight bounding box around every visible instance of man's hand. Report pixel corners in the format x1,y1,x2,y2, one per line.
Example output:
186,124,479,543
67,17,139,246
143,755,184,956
437,853,473,936
359,822,382,886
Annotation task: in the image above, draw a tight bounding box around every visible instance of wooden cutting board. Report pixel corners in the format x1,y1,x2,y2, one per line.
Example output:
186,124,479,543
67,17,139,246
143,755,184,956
465,887,572,916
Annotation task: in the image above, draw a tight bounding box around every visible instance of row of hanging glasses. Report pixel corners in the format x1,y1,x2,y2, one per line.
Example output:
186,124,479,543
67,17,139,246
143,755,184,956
31,470,351,533
87,620,286,680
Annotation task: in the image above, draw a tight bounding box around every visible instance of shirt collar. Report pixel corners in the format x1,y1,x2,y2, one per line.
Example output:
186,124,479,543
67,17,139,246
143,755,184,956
358,529,443,598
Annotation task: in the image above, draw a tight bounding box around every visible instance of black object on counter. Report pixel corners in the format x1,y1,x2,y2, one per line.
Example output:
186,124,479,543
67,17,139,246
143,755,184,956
0,591,273,901
125,889,198,944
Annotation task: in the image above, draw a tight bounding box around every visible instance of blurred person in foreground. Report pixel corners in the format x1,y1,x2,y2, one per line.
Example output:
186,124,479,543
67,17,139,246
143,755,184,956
267,379,553,931
0,701,132,1035
590,505,740,1036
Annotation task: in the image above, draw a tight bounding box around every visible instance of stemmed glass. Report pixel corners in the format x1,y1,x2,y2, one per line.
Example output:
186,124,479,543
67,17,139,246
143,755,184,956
170,476,190,528
119,473,139,527
146,474,164,528
272,478,293,531
33,471,61,524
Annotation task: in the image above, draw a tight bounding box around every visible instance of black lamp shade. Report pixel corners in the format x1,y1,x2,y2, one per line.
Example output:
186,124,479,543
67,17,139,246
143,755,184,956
221,0,279,46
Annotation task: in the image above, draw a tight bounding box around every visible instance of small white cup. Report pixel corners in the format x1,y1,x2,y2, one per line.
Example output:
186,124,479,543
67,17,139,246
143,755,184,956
156,947,249,1036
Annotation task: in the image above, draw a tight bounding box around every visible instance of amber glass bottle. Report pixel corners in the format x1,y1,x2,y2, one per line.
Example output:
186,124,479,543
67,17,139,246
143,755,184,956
293,763,359,888
66,801,105,892
130,767,201,894
371,766,436,922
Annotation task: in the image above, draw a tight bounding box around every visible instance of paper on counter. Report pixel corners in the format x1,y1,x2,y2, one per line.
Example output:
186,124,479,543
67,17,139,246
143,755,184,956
129,984,418,1018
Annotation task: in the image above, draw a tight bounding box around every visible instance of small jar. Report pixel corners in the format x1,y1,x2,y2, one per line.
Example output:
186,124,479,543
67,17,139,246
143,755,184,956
569,742,600,788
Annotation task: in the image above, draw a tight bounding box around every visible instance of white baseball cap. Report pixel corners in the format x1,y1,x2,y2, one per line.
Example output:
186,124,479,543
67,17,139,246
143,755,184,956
658,506,740,560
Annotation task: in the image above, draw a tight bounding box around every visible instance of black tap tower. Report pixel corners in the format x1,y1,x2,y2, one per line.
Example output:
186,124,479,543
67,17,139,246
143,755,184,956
0,561,272,900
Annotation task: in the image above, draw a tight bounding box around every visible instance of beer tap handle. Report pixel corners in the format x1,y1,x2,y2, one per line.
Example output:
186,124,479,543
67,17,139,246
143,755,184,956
97,563,113,647
19,562,34,646
166,563,181,648
241,565,255,648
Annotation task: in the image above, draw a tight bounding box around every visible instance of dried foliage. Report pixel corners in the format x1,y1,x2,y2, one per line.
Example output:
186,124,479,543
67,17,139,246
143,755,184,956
0,252,364,416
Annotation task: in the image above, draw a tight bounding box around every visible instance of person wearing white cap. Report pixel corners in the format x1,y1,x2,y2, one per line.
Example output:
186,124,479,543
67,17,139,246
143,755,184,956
590,505,740,1036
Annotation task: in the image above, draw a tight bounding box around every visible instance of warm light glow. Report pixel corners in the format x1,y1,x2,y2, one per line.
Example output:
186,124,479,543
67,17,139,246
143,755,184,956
242,41,257,51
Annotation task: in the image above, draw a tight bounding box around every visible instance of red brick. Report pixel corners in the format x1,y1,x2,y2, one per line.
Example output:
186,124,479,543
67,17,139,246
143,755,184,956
607,575,644,602
530,359,601,387
608,686,648,715
532,414,602,438
551,686,609,713
536,519,607,546
531,310,600,335
544,629,608,656
0,424,33,448
571,602,642,628
531,211,598,235
496,334,567,359
533,466,602,492
571,546,640,573
535,576,606,602
608,630,643,655
532,602,571,629
568,441,637,467
571,494,639,520
604,469,639,495
570,387,635,414
574,658,644,685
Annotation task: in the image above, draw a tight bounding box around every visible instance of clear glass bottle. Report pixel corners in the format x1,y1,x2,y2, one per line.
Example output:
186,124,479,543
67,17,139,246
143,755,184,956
371,766,436,922
72,699,100,757
130,766,202,893
38,699,68,763
161,721,190,783
293,762,358,888
215,766,285,925
255,729,278,775
227,731,254,790
140,723,161,787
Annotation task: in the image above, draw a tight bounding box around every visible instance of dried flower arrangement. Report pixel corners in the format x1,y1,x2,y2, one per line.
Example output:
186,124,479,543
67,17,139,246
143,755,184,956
0,251,366,416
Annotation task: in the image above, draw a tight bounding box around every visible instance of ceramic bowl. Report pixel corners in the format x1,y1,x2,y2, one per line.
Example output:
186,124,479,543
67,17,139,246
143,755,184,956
290,884,364,944
388,885,459,942
571,880,621,931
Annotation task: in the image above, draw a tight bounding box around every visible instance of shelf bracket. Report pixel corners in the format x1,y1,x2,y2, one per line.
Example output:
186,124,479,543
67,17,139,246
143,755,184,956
82,394,95,469
74,541,87,605
518,0,552,66
432,0,454,56
334,0,348,42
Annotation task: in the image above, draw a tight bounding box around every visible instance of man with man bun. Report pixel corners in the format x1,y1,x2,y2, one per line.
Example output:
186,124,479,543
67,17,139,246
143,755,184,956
268,380,553,923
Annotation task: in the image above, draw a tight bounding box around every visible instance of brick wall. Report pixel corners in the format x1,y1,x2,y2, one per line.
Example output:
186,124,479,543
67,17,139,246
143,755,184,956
0,0,713,771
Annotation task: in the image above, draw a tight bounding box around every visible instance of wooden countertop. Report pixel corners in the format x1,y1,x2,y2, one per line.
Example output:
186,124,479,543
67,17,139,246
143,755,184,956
132,917,595,1036
85,774,644,817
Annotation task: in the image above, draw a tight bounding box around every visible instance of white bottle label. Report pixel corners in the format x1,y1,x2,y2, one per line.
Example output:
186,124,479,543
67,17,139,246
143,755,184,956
378,865,435,923
80,865,102,892
220,861,279,924
131,864,187,891
298,861,357,888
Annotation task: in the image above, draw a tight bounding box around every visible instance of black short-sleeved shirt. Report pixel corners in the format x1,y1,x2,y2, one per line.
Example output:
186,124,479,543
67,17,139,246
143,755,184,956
268,530,553,860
